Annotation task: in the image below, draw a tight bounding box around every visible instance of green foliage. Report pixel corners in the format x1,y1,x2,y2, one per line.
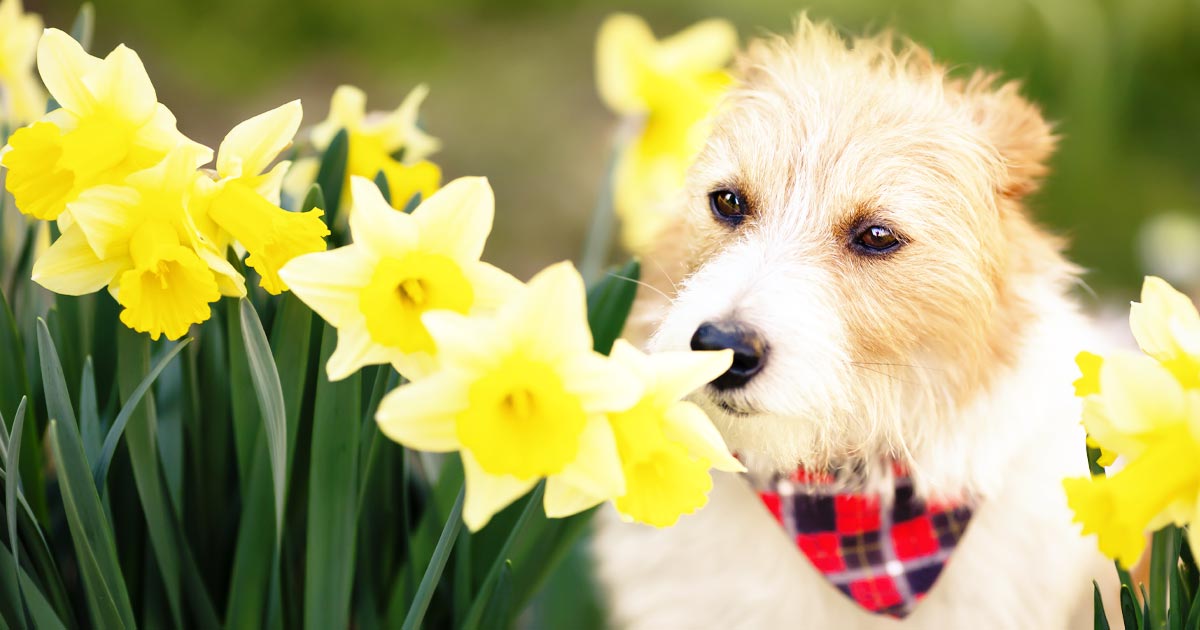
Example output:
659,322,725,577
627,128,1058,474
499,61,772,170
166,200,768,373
0,121,641,628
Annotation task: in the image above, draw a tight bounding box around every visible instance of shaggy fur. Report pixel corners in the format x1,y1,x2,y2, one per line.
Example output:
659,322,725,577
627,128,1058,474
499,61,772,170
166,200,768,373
593,17,1113,629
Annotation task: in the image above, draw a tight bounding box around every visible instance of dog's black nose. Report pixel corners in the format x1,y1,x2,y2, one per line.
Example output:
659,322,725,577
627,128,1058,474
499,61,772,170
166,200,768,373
689,321,768,390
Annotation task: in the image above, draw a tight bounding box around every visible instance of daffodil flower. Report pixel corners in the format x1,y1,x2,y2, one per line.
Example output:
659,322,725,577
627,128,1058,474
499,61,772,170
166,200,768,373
195,100,329,294
0,0,45,123
280,175,519,380
310,84,442,212
1064,277,1200,567
596,14,736,251
605,340,744,526
31,143,244,341
375,262,643,530
2,28,203,221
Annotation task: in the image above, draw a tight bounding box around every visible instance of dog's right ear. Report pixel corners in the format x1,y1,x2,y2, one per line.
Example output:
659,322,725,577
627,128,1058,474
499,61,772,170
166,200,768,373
959,72,1058,199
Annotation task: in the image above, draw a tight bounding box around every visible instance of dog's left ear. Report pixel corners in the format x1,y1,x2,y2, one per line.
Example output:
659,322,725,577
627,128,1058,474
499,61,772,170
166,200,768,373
959,72,1057,199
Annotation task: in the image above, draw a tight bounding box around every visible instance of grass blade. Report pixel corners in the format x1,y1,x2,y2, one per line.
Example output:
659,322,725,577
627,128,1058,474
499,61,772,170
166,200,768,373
374,170,391,205
479,561,514,630
315,129,349,226
303,324,360,629
113,329,185,626
78,358,102,467
462,482,546,630
46,419,135,628
92,337,191,488
36,324,136,628
239,299,288,543
4,397,26,627
69,2,94,51
586,259,640,355
0,542,64,629
402,486,465,630
1122,584,1143,630
0,283,44,524
1094,581,1111,630
301,182,326,215
1152,526,1178,628
268,293,313,475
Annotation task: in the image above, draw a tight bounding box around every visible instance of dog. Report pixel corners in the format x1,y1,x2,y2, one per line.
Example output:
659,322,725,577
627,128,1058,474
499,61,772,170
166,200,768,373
592,17,1114,629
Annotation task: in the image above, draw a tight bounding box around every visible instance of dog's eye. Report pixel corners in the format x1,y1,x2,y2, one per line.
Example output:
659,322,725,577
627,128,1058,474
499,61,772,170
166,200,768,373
709,189,746,225
853,225,902,254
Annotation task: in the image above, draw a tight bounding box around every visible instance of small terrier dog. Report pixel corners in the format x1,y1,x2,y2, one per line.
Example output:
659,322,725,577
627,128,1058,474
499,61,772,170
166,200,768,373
594,17,1112,629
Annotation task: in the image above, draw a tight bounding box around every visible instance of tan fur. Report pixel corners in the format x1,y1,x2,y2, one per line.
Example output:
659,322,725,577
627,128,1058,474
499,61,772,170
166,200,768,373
596,17,1115,628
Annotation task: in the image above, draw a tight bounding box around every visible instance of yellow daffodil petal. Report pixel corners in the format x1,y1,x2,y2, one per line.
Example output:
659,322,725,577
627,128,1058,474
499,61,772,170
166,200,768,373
1100,352,1186,434
377,83,441,161
1080,396,1148,460
1130,276,1200,385
31,226,128,295
642,345,733,404
663,401,744,473
282,157,319,204
0,0,46,122
5,73,44,124
1065,425,1200,567
504,261,592,361
595,14,655,113
559,352,643,413
116,221,220,341
216,100,302,179
461,262,522,314
2,121,74,219
207,181,329,294
348,176,418,254
381,158,441,211
656,19,737,74
254,160,290,206
545,415,626,518
131,104,205,161
1085,435,1118,468
65,184,142,259
279,246,374,329
311,84,365,149
82,44,157,125
457,354,588,479
36,28,98,114
193,242,247,298
461,452,538,532
375,371,467,452
1074,351,1103,397
410,176,493,262
614,441,712,527
326,324,400,382
422,310,507,373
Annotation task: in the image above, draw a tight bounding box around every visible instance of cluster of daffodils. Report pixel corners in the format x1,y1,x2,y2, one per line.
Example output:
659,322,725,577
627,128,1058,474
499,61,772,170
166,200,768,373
280,177,743,530
1064,277,1200,567
596,14,737,253
3,27,330,339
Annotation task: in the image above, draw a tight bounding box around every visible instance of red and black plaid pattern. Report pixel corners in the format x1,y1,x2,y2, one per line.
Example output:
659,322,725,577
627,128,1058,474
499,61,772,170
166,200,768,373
752,465,973,618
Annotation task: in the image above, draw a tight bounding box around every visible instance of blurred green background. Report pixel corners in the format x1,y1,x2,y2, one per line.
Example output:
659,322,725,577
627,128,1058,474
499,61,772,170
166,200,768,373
29,0,1200,302
32,0,1200,301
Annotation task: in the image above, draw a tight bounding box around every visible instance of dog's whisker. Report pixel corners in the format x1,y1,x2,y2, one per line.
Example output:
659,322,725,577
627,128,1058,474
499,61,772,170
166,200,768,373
606,272,673,301
848,363,918,385
648,256,681,294
849,361,946,372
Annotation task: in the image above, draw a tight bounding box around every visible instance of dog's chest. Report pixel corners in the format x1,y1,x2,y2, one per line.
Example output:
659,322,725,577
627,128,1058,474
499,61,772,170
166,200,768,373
592,466,1103,629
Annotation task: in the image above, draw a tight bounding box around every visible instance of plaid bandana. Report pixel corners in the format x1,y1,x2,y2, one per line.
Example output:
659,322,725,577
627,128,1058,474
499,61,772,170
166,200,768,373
751,465,974,618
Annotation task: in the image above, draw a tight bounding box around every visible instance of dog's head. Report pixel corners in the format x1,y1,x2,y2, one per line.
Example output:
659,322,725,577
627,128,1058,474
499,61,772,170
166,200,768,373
649,18,1077,476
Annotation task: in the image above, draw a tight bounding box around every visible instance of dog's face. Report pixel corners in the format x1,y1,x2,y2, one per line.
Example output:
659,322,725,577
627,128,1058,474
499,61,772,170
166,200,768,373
650,21,1073,474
